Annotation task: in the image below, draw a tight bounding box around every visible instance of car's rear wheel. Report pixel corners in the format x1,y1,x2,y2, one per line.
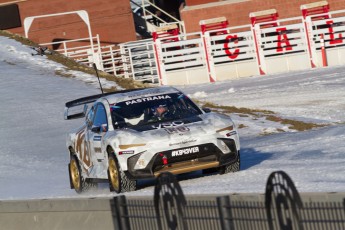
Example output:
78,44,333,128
108,152,137,193
69,155,95,193
220,151,240,174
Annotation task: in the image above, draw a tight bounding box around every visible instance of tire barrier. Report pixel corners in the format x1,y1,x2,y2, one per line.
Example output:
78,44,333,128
0,171,344,230
265,171,304,230
154,172,187,230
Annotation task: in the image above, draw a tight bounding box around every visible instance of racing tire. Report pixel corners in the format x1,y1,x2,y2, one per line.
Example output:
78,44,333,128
69,155,96,193
220,151,240,175
108,153,137,193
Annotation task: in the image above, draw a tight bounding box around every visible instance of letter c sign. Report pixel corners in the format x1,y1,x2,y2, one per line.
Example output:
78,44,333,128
224,34,240,59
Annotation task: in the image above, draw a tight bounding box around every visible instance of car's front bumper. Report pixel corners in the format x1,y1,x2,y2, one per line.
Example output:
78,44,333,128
125,138,239,179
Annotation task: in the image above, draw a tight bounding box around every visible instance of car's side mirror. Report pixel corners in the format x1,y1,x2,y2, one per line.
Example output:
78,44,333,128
202,107,212,113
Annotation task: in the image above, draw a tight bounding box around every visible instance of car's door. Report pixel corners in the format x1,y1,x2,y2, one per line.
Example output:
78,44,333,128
74,105,95,175
87,103,108,176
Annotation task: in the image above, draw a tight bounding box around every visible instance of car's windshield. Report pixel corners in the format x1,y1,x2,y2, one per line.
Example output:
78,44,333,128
110,93,202,129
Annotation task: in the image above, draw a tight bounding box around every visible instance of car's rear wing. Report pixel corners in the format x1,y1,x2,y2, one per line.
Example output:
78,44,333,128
64,89,146,120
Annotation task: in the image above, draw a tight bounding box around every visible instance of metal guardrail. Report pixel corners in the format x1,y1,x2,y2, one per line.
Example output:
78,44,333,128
114,171,345,230
120,39,158,83
0,171,344,230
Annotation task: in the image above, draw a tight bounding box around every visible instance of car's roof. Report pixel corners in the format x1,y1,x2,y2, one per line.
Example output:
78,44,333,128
101,86,181,105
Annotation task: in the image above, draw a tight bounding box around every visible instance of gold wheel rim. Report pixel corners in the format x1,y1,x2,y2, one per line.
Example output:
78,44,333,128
70,160,81,190
109,158,119,191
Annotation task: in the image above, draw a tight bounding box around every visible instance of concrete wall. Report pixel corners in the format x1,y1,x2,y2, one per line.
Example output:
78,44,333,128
0,193,344,230
0,197,118,230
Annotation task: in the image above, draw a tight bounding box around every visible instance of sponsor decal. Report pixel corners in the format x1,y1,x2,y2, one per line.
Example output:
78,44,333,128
171,146,199,157
74,128,92,169
125,95,171,105
169,139,197,147
119,150,135,155
165,126,190,134
93,136,102,141
226,131,237,137
119,144,146,149
94,147,102,153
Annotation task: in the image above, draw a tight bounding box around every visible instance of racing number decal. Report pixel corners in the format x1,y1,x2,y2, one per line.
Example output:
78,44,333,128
75,129,92,168
152,121,185,130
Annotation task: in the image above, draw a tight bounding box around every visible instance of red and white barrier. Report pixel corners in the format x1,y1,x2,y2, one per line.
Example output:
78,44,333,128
200,17,229,82
253,16,310,75
148,6,345,85
154,31,209,85
304,10,345,67
36,2,345,85
203,24,257,81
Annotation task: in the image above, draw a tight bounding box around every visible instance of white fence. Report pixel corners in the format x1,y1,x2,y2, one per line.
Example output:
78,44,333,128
204,25,257,81
40,9,345,85
255,17,310,75
154,32,209,85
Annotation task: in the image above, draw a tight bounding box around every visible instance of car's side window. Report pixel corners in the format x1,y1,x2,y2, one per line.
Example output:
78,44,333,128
86,106,95,128
93,104,108,132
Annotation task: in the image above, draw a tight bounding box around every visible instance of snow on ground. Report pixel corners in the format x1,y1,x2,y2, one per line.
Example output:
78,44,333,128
0,35,344,200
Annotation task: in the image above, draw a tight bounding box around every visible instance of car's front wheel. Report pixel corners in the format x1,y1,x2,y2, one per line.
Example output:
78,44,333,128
69,155,95,193
220,151,240,174
108,152,137,193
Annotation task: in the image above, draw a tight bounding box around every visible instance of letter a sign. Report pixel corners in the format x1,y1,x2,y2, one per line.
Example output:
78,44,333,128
276,27,293,52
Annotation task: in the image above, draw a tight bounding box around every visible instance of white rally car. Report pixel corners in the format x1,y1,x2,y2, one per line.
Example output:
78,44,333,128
65,87,240,193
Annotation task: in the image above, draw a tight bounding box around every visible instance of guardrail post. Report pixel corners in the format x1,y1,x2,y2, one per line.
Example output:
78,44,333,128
320,34,328,67
202,31,216,82
249,9,278,75
217,196,234,230
199,17,229,82
302,17,318,68
251,24,267,75
152,37,165,85
63,41,67,56
113,195,131,230
300,1,330,68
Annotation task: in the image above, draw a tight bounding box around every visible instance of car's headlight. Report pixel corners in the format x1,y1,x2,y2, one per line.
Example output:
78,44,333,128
128,151,147,170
